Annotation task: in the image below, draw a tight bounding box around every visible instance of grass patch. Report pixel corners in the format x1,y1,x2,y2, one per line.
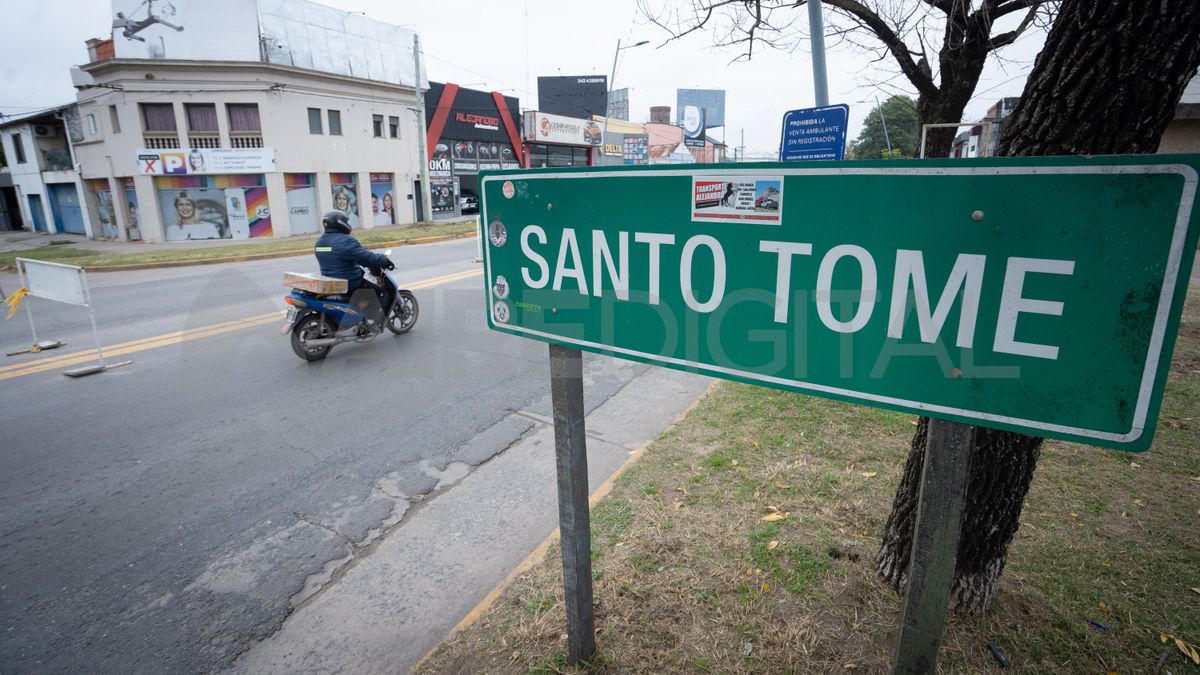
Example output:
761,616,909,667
0,220,477,271
418,289,1200,674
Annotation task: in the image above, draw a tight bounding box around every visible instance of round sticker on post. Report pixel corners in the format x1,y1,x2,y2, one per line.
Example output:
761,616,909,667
492,300,511,324
493,275,510,299
502,181,515,199
488,220,507,247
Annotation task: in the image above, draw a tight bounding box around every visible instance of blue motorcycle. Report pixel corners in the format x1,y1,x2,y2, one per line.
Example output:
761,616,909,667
281,250,418,361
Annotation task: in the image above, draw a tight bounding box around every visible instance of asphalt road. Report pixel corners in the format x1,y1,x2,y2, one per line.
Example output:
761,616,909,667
0,239,663,673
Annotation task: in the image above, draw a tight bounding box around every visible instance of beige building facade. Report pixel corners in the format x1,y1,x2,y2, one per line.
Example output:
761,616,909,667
72,58,423,243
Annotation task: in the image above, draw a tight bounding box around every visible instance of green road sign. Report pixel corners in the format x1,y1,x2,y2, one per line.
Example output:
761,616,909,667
479,156,1200,451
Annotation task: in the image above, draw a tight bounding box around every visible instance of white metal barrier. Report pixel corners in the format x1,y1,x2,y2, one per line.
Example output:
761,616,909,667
13,258,131,377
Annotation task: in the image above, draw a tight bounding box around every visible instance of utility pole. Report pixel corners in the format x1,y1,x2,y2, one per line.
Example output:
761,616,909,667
602,39,621,167
808,1,829,107
413,34,432,223
739,128,745,163
876,96,893,152
602,39,648,166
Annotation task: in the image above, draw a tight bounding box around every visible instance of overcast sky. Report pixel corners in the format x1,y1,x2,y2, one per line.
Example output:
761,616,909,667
0,0,1048,157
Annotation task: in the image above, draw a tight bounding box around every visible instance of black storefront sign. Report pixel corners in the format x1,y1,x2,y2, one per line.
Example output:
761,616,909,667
426,83,520,144
537,75,608,119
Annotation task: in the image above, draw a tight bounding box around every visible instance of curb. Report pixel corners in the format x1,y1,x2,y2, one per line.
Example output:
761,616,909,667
412,380,721,673
86,231,478,273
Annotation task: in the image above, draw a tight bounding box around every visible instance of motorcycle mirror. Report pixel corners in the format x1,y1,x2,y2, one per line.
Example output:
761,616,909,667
383,249,393,256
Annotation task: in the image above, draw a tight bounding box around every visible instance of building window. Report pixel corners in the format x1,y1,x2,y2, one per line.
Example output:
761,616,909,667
372,114,384,138
140,103,177,132
12,133,26,163
185,103,220,148
185,104,218,132
308,107,323,134
86,114,98,135
389,116,399,139
109,105,121,134
227,104,261,132
527,144,589,168
328,109,342,136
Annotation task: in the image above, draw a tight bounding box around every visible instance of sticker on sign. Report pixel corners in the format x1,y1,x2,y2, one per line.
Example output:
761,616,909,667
478,157,1200,451
692,176,784,224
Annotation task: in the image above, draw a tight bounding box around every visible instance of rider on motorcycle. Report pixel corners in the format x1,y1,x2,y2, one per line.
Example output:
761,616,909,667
314,210,393,324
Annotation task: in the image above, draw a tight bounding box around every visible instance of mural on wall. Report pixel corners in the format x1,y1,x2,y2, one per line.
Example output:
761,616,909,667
88,179,118,239
330,173,359,228
159,187,227,241
369,173,395,226
155,175,270,241
122,177,141,241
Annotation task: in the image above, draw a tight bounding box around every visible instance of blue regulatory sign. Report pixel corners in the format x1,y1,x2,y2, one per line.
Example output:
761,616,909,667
779,104,850,161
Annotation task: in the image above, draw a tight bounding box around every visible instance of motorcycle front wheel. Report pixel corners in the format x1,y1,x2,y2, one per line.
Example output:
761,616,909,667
291,314,336,361
387,290,419,335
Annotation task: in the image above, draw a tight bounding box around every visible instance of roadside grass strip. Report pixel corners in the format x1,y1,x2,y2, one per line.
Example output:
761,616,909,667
0,220,478,271
418,289,1200,674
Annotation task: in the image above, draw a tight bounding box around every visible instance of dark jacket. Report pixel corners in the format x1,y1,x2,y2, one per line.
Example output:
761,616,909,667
314,230,391,286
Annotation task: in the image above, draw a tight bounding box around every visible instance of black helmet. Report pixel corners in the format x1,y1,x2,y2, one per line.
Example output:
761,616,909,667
322,210,352,234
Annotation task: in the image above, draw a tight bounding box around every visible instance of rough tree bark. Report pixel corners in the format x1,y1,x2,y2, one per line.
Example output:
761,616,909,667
876,0,1200,612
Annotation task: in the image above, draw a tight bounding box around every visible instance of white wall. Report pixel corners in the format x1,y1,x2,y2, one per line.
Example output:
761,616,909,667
1,123,57,233
72,60,423,242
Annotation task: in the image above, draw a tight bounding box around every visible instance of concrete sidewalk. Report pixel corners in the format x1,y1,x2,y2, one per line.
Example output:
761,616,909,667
229,365,712,675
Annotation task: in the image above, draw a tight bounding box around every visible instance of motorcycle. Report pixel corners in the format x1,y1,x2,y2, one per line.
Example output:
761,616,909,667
280,250,419,361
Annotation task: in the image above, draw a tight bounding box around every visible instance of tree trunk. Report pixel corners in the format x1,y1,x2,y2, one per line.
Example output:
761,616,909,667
877,0,1200,612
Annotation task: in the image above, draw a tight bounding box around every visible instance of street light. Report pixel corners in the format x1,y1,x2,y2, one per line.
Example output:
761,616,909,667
602,39,649,165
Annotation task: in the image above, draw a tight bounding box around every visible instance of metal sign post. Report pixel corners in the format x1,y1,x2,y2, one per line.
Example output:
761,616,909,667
549,344,596,665
892,419,974,674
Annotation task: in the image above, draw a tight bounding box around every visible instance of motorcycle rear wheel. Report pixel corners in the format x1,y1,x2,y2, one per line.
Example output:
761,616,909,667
387,290,419,335
291,314,336,361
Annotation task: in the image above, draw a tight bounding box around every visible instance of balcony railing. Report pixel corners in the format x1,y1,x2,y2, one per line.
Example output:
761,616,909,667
230,134,263,149
42,149,73,171
143,134,180,149
188,133,221,149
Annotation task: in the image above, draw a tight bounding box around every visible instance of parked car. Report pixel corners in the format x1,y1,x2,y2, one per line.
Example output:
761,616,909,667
459,188,478,214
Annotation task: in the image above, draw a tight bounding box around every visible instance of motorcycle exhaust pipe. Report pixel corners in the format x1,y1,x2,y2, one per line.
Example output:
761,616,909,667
302,337,344,348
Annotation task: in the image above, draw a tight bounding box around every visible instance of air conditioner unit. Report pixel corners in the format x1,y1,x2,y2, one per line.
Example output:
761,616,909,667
32,124,56,138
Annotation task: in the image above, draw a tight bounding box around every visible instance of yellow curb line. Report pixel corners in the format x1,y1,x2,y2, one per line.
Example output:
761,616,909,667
0,268,482,381
413,379,721,671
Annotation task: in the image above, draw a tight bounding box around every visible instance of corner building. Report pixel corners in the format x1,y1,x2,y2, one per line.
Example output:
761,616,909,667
69,0,425,243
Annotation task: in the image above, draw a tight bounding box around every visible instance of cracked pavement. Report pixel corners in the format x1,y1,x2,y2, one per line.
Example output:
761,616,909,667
0,240,710,674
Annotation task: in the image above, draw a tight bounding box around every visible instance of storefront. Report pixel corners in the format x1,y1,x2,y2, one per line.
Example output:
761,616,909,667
523,111,602,168
138,147,275,241
86,178,119,239
596,117,650,167
284,173,319,234
425,82,522,216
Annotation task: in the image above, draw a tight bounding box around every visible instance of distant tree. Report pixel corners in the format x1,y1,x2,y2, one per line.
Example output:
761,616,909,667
850,95,919,159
